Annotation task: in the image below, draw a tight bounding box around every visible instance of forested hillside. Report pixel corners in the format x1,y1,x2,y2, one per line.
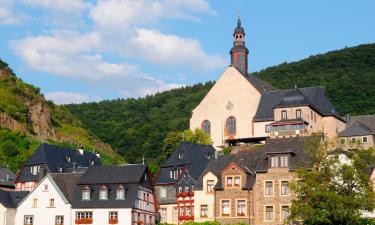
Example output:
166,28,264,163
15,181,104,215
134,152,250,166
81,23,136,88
67,43,375,165
0,59,124,170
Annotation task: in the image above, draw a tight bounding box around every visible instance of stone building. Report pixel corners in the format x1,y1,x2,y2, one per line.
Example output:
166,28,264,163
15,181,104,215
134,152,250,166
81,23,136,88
339,115,375,150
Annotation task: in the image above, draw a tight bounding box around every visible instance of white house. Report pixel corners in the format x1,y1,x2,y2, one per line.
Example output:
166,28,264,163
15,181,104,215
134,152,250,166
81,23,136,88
15,173,82,225
0,189,28,225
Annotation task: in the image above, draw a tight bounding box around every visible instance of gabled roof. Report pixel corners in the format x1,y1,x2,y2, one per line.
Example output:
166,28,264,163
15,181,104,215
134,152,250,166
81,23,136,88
50,173,83,203
254,87,342,122
16,143,101,183
255,137,314,172
340,115,375,137
156,142,216,185
0,189,28,208
246,75,278,93
77,165,147,185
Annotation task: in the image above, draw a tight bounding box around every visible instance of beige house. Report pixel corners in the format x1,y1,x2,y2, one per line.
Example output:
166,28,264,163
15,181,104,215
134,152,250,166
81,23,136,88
339,115,375,150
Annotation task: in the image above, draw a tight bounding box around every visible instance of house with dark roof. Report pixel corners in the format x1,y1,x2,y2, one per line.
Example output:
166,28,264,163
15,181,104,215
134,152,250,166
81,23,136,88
190,17,346,149
155,142,216,224
71,164,157,225
15,143,101,192
15,173,81,225
339,115,375,150
0,167,16,190
0,189,28,225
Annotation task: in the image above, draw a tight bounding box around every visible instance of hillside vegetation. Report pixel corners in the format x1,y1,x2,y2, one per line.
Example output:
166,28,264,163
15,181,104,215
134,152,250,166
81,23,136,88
0,59,124,170
67,43,375,165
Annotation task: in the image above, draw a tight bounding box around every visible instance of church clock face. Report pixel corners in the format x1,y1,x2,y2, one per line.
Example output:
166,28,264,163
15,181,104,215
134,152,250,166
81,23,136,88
226,101,234,111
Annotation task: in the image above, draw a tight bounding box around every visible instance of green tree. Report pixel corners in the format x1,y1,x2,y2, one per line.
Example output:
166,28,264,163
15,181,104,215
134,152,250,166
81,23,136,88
289,146,375,225
162,128,212,160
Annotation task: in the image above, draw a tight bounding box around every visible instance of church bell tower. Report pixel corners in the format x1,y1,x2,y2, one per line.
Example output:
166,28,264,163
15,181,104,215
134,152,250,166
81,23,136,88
230,16,249,75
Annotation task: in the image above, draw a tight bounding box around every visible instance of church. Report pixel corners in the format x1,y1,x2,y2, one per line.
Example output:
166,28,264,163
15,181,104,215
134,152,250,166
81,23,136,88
190,17,346,149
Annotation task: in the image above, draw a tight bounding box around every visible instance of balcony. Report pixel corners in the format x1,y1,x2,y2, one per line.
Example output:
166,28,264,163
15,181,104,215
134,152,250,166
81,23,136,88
109,218,118,224
75,218,93,224
269,119,308,137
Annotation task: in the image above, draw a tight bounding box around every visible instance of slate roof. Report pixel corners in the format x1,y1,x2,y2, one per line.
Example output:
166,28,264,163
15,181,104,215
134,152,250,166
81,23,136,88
255,137,314,172
156,142,216,185
234,17,245,33
50,173,83,203
246,74,278,93
0,167,15,188
254,87,342,122
340,115,375,137
16,143,101,183
0,189,28,208
71,165,150,209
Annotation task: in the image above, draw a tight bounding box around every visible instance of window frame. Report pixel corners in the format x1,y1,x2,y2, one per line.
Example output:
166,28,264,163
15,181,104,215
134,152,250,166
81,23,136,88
296,109,302,119
264,205,274,222
264,180,274,197
24,215,34,225
49,198,55,207
281,110,287,120
55,215,64,225
226,116,236,136
206,180,214,193
236,199,247,217
280,205,290,221
201,120,211,136
200,205,208,218
116,186,125,200
82,187,91,201
280,180,290,196
363,136,368,143
221,199,231,217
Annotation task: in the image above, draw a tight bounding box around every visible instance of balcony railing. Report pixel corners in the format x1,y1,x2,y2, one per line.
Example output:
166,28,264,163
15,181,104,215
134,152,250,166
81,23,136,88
75,218,93,224
179,215,194,220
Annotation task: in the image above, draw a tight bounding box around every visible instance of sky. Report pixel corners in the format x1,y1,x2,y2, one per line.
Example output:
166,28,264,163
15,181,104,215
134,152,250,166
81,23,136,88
0,0,374,104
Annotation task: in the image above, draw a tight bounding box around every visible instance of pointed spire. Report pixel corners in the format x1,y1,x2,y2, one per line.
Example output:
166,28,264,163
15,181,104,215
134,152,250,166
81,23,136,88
237,14,241,28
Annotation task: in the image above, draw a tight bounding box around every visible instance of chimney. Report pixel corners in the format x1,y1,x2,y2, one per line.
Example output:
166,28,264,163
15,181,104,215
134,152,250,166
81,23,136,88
72,162,77,173
346,114,350,123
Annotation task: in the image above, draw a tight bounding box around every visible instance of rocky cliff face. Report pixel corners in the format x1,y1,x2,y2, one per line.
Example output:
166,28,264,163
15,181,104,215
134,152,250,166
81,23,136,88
26,101,56,140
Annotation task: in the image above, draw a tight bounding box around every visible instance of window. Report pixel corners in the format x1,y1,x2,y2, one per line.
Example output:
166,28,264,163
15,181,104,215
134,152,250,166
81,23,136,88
172,169,179,180
237,200,246,216
170,171,173,178
281,110,287,120
160,187,167,198
186,206,191,216
340,138,346,144
221,200,230,217
201,120,211,136
55,216,64,225
363,136,368,143
185,186,190,192
234,176,241,187
109,211,118,223
265,125,271,133
30,166,38,175
270,156,279,168
200,205,208,218
296,109,302,119
314,113,316,122
99,186,108,200
281,205,290,221
265,181,273,196
281,181,289,195
76,212,93,223
265,206,274,221
24,215,34,225
44,184,48,191
207,180,214,193
226,177,233,186
82,187,90,200
116,186,125,200
178,186,182,193
351,137,356,143
32,198,38,208
160,208,167,222
226,116,236,136
49,198,55,207
173,208,178,221
311,111,313,120
280,155,289,167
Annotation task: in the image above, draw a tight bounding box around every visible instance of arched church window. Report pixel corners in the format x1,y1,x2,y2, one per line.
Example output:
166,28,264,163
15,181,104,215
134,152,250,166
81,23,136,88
201,120,211,136
226,116,236,136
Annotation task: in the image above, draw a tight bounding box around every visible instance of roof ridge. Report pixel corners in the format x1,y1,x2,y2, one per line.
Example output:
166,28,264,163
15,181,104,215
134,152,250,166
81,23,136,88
262,86,325,94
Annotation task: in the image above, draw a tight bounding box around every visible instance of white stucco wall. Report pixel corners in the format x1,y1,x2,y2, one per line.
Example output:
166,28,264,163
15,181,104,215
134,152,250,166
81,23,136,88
15,176,72,225
194,172,217,222
190,66,262,148
159,204,178,224
72,208,133,225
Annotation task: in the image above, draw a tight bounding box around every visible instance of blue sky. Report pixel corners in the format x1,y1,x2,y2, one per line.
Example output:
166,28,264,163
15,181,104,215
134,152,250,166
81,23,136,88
0,0,374,104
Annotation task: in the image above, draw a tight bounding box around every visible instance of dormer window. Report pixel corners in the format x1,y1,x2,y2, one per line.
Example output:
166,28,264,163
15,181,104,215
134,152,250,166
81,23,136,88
281,110,287,120
30,165,39,175
82,186,90,200
99,186,108,200
178,153,183,159
116,186,125,200
270,155,289,168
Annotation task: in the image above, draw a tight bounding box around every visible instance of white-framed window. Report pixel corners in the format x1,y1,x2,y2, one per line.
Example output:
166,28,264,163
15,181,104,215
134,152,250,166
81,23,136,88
178,186,182,193
32,198,38,208
173,207,178,221
186,206,191,216
236,199,246,216
207,180,214,193
170,171,173,178
82,187,90,200
30,166,39,175
271,156,279,168
221,200,230,217
44,184,48,191
296,109,302,119
55,215,64,225
99,186,108,200
173,169,179,180
200,205,208,218
281,110,287,120
24,215,34,225
281,181,289,196
160,187,167,198
109,211,118,222
160,208,167,222
76,212,93,219
265,206,274,221
116,186,125,200
226,176,233,187
280,155,289,167
363,136,368,143
265,181,273,196
234,176,241,187
49,198,55,207
281,205,290,221
265,125,271,133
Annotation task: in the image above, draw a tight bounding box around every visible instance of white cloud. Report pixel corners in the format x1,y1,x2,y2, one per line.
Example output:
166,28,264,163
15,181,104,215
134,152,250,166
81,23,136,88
129,28,226,70
22,0,91,13
45,91,101,104
90,0,214,27
0,0,25,24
